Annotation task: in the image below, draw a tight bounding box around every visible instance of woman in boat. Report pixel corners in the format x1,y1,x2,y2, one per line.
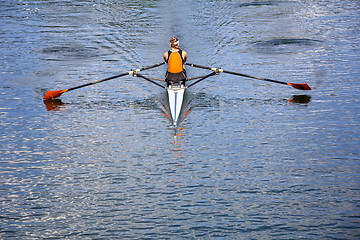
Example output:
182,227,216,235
164,37,187,86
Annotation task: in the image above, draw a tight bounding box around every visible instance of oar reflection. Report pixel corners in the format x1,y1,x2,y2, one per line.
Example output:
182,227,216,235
288,95,312,104
43,99,67,111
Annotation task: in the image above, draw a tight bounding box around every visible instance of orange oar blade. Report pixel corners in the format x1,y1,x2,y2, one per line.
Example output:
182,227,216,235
287,83,312,90
43,89,68,100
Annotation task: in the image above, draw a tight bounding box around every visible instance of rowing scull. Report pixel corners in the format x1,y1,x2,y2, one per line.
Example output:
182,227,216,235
43,61,311,126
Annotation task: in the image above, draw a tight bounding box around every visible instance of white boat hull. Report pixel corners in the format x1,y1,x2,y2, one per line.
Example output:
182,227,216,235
167,85,186,126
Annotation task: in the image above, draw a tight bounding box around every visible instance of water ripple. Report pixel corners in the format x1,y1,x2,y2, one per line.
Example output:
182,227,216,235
249,38,323,54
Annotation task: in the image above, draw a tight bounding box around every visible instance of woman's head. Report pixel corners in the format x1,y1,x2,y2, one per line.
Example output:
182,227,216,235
170,37,180,49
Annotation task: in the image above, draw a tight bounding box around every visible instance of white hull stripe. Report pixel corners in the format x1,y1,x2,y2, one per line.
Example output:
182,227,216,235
174,91,178,121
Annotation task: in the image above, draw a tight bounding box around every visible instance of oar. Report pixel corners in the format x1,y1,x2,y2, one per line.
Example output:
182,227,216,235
186,63,311,90
43,62,165,100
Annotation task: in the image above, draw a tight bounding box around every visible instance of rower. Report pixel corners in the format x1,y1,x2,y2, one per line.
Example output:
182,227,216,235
163,37,187,87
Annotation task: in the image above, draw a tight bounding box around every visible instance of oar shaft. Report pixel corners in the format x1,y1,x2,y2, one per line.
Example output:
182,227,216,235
68,72,129,91
44,62,165,100
222,69,287,85
186,63,287,85
68,62,165,92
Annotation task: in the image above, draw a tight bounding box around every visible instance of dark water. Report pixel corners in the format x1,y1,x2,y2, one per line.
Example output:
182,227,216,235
1,0,359,239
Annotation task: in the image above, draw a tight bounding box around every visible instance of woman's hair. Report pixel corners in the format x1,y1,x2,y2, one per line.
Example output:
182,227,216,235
170,37,180,49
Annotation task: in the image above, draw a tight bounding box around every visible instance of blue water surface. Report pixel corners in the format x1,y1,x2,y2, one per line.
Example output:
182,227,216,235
1,0,359,239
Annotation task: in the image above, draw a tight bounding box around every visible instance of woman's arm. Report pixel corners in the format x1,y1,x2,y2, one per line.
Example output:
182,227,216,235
182,51,187,62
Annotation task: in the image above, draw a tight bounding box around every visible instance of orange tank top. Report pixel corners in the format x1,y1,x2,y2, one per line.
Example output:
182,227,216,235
167,50,184,73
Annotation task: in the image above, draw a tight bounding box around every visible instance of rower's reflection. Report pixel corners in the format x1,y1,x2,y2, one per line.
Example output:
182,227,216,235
170,126,186,186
